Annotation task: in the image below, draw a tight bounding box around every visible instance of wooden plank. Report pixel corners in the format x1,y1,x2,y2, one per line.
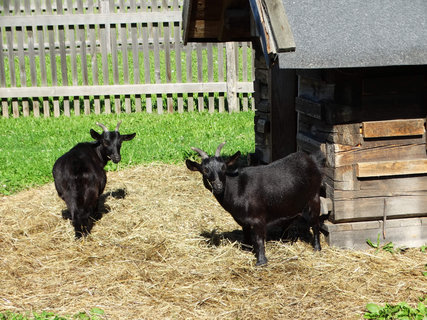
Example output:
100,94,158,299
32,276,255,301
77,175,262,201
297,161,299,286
357,159,427,178
217,43,225,112
67,24,78,86
78,26,88,85
362,119,425,138
186,44,194,112
6,27,16,87
226,42,238,112
141,21,152,113
330,176,427,201
129,0,141,113
120,23,129,84
0,82,253,98
89,23,98,86
196,44,204,112
100,23,110,86
261,0,295,52
0,12,182,28
332,195,427,222
0,27,5,88
181,0,192,44
295,97,322,120
298,114,362,146
323,218,427,249
1,99,9,118
327,141,427,168
174,21,183,113
324,165,358,192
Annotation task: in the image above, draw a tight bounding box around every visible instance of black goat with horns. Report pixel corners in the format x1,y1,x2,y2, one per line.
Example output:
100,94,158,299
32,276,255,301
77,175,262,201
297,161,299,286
53,121,136,238
186,142,325,266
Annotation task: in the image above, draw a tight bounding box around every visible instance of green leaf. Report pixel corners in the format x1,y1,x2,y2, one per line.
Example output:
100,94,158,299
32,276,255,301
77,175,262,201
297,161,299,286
366,303,381,314
90,309,104,315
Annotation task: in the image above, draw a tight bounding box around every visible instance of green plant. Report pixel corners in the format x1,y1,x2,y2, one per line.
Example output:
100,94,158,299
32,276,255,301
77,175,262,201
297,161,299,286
0,309,105,320
364,297,427,320
366,234,405,254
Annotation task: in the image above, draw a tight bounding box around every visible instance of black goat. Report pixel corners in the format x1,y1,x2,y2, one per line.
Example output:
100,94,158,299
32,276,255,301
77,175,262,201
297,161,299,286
52,121,136,238
186,142,324,266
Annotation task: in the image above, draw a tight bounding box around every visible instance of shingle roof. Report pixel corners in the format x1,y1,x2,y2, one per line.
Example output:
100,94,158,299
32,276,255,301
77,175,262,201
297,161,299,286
277,0,427,69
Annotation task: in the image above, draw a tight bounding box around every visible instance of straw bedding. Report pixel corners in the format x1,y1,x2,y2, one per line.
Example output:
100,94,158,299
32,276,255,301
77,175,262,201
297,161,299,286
0,164,425,319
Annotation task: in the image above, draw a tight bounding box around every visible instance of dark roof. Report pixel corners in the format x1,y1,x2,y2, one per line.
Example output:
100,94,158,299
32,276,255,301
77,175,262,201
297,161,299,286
277,0,427,69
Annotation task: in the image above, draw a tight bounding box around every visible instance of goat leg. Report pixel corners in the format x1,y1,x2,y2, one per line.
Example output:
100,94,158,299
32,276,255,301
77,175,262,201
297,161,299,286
242,225,253,250
308,194,322,251
252,225,268,266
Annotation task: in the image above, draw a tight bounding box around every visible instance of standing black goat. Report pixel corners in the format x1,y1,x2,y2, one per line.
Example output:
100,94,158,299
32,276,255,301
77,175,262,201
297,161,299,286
186,142,324,266
52,121,136,238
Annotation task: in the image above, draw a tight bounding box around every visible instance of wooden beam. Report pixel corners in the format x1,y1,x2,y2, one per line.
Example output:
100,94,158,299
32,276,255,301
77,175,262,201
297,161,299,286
356,159,427,178
0,82,254,98
0,12,182,27
261,0,295,52
182,0,193,45
362,119,426,138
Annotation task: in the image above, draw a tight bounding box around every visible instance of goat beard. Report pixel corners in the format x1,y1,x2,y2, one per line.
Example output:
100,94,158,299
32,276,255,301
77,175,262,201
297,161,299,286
203,178,224,196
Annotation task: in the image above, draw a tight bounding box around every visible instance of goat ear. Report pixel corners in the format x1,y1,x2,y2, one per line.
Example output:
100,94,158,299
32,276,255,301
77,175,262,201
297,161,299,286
226,151,241,167
121,133,136,141
90,129,102,141
185,159,201,172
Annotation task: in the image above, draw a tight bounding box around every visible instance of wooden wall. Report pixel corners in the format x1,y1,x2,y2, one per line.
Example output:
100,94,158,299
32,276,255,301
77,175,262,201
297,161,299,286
295,66,427,248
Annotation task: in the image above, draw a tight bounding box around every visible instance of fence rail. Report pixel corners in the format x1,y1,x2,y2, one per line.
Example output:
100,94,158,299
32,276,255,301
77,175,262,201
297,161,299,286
0,0,254,118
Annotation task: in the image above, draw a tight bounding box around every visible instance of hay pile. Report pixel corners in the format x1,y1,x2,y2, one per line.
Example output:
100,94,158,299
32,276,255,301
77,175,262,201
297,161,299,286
0,164,425,319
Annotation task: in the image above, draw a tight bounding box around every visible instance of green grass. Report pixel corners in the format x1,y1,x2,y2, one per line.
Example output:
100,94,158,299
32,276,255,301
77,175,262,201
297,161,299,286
0,111,255,195
0,308,106,320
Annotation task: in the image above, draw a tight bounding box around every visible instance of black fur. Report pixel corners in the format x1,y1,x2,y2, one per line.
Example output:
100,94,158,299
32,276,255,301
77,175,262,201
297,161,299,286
52,122,135,238
186,143,324,266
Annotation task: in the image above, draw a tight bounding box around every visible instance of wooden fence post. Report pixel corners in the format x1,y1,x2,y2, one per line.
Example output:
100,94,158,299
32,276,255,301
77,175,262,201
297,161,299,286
226,42,239,113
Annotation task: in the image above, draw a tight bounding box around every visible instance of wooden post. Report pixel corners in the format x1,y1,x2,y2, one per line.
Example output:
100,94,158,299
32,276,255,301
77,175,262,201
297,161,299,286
226,42,238,113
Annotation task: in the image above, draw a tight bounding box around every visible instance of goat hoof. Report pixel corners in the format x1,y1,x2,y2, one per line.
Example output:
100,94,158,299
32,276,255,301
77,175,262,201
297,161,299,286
255,258,268,266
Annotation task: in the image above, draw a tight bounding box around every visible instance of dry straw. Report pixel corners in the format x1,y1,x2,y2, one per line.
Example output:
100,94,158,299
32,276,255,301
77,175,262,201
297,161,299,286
0,164,425,319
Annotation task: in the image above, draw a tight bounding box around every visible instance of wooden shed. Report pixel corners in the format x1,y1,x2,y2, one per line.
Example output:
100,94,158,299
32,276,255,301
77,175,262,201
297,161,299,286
183,0,427,249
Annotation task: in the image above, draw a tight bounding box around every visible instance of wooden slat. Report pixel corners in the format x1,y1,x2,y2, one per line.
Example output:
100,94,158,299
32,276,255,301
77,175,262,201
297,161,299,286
217,43,225,113
141,22,152,113
362,119,425,138
185,44,194,111
356,159,427,178
226,42,238,112
0,27,6,88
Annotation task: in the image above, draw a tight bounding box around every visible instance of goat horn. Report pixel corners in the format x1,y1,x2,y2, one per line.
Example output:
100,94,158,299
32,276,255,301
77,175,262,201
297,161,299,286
191,147,209,160
96,122,109,132
215,142,226,157
115,120,122,132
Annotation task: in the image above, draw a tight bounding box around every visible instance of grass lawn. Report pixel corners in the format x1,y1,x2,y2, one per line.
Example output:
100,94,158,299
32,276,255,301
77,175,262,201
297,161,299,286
0,111,255,195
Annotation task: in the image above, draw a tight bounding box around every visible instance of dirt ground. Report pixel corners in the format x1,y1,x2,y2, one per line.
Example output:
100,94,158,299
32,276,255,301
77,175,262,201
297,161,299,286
0,164,425,319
